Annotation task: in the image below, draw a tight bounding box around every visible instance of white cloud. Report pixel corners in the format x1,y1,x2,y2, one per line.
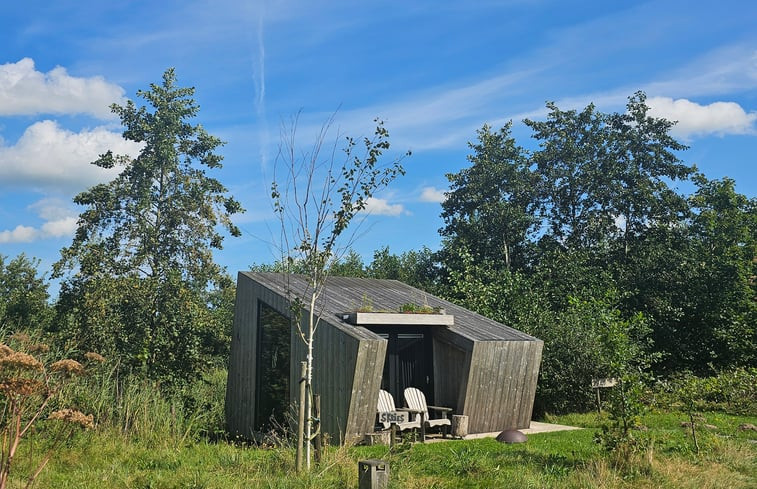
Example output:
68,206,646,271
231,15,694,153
40,216,78,238
28,198,74,221
0,225,38,243
363,197,405,216
0,58,125,118
646,97,757,138
419,186,446,203
0,120,143,192
0,198,78,243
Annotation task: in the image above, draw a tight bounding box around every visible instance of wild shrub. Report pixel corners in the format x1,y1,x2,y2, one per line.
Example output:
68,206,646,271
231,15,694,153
654,368,757,416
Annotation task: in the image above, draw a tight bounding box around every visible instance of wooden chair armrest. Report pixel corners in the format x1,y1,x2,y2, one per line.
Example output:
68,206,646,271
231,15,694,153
396,407,419,413
427,405,452,412
427,406,452,419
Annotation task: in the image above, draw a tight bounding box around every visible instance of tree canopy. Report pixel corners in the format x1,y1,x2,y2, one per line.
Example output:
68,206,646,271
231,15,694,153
53,69,242,382
0,254,51,332
54,68,242,287
435,92,755,408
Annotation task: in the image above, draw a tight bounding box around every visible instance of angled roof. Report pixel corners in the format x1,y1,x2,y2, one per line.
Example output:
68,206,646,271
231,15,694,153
241,272,539,342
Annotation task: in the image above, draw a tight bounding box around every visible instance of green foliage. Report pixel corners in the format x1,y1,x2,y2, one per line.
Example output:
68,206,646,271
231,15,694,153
367,246,439,291
654,369,757,416
440,123,538,272
327,249,367,277
595,376,651,458
435,90,755,415
52,69,241,384
0,254,51,332
60,351,228,445
532,295,653,415
54,68,242,286
54,273,233,382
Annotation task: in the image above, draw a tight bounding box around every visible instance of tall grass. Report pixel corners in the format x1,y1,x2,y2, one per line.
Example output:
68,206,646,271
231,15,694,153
61,359,228,445
4,330,754,488
14,395,757,488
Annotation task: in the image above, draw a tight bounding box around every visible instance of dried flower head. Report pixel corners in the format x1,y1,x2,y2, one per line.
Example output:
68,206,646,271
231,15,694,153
48,409,94,429
50,359,85,376
84,352,106,363
28,343,50,354
0,343,14,358
9,332,31,344
0,378,46,396
0,352,43,372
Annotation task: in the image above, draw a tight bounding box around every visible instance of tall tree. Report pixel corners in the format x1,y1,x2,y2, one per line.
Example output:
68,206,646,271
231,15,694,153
55,68,242,285
605,91,692,257
525,102,613,250
54,69,242,381
440,123,538,273
271,114,406,470
678,175,756,370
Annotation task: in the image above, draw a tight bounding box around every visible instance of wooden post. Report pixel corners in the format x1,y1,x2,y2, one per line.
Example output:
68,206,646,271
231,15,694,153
296,361,306,472
452,415,468,439
314,394,322,463
595,388,602,414
358,459,389,489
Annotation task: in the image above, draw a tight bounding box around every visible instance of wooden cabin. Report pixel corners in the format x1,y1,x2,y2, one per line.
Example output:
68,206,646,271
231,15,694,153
225,272,543,443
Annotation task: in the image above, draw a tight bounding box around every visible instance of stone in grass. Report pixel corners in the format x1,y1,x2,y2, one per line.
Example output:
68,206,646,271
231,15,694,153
496,430,527,444
738,423,757,432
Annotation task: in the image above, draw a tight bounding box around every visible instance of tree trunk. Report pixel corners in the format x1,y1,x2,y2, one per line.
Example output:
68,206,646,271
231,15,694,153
296,362,306,472
305,293,317,469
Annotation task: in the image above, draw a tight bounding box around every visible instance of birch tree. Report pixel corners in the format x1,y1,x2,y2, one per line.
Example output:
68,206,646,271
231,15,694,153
271,114,406,470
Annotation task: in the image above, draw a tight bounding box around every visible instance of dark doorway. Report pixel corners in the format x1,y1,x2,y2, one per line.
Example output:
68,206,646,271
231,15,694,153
255,302,291,431
370,327,434,406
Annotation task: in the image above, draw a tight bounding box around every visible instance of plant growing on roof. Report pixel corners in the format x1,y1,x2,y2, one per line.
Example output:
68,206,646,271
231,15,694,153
398,303,439,314
271,112,408,470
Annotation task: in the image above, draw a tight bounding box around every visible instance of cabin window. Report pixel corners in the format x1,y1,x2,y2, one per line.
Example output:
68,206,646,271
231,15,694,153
255,301,290,430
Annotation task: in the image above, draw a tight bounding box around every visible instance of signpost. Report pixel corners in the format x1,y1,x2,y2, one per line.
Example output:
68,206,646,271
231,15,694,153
378,411,408,426
591,378,618,413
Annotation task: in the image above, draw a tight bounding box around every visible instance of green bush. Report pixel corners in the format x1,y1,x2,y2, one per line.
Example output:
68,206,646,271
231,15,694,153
654,368,757,415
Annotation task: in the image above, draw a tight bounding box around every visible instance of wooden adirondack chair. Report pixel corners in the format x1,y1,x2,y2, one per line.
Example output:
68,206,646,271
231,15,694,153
377,389,421,431
403,387,452,440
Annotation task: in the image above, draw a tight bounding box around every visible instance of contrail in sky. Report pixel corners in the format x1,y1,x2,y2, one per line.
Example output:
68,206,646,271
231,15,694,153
253,4,269,172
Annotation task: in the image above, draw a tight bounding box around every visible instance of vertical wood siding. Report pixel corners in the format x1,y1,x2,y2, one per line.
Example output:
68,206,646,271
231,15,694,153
226,273,386,442
461,340,543,432
227,273,543,440
432,336,470,411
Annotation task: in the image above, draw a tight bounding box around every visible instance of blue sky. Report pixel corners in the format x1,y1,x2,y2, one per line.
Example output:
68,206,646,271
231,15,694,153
1,0,756,284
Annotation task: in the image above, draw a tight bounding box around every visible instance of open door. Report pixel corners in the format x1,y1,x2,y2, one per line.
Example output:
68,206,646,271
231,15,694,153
370,326,434,406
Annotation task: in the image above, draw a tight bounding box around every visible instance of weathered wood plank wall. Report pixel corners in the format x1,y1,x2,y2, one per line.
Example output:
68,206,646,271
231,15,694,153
432,335,470,411
462,339,543,432
226,273,386,442
227,272,544,440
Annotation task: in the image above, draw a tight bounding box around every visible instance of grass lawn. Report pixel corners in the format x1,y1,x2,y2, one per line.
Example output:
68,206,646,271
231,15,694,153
10,411,756,488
